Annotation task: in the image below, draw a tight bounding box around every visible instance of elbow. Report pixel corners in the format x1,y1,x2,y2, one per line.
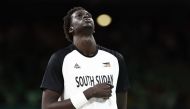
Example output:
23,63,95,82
42,103,52,109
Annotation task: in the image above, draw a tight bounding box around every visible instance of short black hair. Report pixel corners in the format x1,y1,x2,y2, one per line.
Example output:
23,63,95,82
63,7,85,42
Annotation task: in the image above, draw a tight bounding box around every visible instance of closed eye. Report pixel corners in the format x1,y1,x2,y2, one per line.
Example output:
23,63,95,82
77,13,83,17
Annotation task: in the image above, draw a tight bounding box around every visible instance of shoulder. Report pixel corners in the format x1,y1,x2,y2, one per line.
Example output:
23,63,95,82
51,44,74,59
98,45,124,60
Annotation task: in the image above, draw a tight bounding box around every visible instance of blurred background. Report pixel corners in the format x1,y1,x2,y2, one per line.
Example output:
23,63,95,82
0,0,190,109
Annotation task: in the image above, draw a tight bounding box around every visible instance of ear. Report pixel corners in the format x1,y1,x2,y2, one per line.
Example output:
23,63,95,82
69,27,74,33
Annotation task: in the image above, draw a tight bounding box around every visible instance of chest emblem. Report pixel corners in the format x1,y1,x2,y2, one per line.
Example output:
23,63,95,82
74,63,81,69
103,62,111,67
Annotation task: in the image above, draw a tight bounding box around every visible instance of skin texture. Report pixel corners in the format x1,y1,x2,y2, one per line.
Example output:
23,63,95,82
41,9,127,109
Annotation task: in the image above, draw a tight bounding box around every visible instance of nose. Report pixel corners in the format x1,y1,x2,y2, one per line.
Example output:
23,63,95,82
83,14,90,19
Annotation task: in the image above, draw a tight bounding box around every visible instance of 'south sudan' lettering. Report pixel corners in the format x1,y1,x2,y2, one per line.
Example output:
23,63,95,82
75,74,113,87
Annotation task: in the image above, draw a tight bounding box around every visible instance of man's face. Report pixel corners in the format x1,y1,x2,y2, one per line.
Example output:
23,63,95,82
70,10,95,33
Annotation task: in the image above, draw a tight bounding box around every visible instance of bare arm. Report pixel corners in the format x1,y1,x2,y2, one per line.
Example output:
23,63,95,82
42,89,75,109
117,92,128,109
42,83,113,109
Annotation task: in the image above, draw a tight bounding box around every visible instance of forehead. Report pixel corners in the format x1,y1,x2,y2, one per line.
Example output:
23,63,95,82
71,10,89,17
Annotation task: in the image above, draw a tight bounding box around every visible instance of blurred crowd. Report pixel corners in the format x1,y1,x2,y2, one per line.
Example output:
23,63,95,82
0,4,190,109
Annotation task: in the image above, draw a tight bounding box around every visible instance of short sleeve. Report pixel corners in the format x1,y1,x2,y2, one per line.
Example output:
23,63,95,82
40,52,64,94
116,53,129,93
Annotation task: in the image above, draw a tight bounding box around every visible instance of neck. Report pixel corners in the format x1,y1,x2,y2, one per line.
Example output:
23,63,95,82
73,35,97,57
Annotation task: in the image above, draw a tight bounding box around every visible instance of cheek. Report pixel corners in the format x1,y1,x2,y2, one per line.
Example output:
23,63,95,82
72,20,82,28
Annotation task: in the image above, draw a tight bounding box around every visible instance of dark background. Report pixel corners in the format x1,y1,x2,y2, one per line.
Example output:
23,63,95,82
0,0,190,109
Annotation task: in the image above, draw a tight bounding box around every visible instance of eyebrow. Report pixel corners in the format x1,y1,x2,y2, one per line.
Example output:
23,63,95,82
76,10,91,15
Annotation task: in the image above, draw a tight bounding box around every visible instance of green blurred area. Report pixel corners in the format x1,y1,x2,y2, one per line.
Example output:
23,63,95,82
1,63,189,109
0,90,41,109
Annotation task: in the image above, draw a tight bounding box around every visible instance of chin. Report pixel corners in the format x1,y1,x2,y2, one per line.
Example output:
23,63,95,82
79,26,94,34
83,25,94,30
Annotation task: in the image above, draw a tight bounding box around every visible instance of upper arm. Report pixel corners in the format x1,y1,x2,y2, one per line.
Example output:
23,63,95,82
116,53,129,109
117,91,128,109
40,52,64,109
42,89,62,109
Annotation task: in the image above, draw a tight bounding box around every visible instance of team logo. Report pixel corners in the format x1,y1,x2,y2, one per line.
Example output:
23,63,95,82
74,63,81,69
103,62,111,67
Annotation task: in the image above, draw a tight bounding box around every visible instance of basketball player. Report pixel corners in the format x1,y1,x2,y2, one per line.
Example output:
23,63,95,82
40,7,129,109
